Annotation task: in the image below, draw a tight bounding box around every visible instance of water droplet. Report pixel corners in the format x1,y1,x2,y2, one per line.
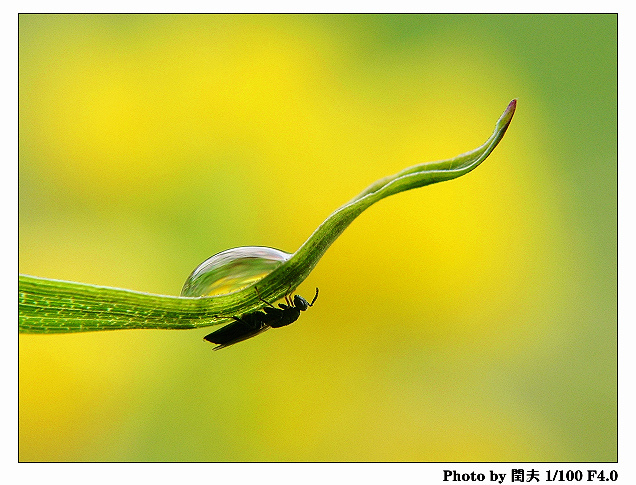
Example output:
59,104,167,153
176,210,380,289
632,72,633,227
181,246,292,297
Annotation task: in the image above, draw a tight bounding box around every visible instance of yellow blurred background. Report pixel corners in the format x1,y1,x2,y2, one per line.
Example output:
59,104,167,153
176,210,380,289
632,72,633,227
19,14,617,461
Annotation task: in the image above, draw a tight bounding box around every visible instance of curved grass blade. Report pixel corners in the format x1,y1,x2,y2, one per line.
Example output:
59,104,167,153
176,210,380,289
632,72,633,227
19,100,516,334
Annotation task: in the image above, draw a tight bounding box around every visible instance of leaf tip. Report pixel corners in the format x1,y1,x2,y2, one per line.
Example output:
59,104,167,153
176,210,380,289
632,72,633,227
496,98,517,132
505,98,517,118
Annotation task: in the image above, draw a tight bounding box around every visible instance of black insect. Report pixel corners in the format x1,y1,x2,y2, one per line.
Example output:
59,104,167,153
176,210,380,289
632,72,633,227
204,287,319,350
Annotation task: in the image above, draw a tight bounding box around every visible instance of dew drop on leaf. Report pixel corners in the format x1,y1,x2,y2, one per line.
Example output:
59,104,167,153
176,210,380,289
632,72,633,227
181,246,292,297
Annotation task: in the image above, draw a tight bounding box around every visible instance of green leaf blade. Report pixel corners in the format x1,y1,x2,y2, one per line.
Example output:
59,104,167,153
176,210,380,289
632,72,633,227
19,100,516,334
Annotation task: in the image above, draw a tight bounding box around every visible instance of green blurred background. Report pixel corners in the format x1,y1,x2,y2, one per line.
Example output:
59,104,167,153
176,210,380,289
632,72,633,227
19,14,617,462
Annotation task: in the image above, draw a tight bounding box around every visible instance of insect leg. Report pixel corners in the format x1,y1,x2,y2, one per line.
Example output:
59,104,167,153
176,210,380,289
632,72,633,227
255,286,277,309
286,284,294,303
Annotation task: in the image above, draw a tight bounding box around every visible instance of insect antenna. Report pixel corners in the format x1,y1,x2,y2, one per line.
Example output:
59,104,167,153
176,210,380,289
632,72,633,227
309,287,319,306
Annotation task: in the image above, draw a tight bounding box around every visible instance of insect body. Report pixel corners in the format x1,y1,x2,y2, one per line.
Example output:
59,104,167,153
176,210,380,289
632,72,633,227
204,287,319,350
